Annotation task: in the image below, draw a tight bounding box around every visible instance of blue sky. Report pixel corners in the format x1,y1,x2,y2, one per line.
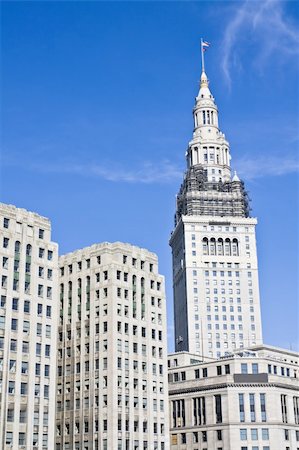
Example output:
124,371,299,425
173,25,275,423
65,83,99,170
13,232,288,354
1,1,298,352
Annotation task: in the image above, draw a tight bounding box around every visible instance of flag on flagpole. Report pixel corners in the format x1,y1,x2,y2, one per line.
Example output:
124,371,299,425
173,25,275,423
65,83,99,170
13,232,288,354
202,40,210,52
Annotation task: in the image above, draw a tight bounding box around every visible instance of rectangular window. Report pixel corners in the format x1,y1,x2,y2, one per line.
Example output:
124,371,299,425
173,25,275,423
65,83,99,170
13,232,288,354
12,298,19,310
241,363,248,374
11,318,18,330
193,397,206,425
240,429,247,440
250,393,256,422
46,305,51,317
293,396,299,424
172,399,185,428
251,428,258,440
3,237,9,248
252,363,259,374
262,428,269,440
281,394,288,423
215,395,222,423
239,394,245,422
260,393,267,422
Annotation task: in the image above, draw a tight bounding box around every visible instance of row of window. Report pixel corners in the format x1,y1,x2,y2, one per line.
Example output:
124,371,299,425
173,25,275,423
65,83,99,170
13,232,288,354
204,269,252,278
59,340,163,359
2,238,53,259
240,428,269,440
57,418,165,436
57,391,164,412
3,310,52,334
0,317,52,338
6,359,50,376
1,274,53,298
56,441,165,450
2,217,46,239
58,359,164,377
1,297,52,317
203,261,250,268
2,257,53,279
281,395,299,424
57,375,164,394
172,395,223,428
6,432,48,447
7,380,50,397
188,224,252,232
196,321,253,332
6,338,51,356
238,393,266,422
202,237,239,256
240,428,299,442
171,429,223,445
268,364,295,378
60,256,155,276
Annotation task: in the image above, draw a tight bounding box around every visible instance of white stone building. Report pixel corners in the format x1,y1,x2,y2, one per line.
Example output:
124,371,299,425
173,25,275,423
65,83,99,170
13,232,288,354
168,345,299,450
0,203,59,449
56,242,169,450
170,62,263,358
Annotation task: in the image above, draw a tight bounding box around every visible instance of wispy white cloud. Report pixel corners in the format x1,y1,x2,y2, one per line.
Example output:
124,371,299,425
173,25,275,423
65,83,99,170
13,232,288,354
222,0,299,87
4,158,183,184
234,154,299,180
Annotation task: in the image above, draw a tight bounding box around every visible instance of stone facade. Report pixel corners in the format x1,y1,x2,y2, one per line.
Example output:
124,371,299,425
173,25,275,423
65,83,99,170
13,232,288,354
55,242,169,450
170,69,263,357
0,203,59,449
168,345,299,450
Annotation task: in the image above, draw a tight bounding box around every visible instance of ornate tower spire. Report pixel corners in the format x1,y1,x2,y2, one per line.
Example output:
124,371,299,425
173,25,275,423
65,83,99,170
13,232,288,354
176,42,249,224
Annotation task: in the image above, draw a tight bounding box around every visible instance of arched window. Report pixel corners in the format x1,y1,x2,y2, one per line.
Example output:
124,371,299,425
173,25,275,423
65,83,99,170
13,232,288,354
140,277,145,288
210,238,216,256
232,239,239,256
202,238,209,255
15,241,21,253
211,111,214,124
224,238,231,256
26,244,32,256
203,111,206,125
217,238,224,256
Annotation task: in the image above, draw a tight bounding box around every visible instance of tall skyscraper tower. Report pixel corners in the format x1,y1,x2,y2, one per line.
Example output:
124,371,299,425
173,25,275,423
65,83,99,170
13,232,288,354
0,203,58,449
170,49,263,358
56,242,169,450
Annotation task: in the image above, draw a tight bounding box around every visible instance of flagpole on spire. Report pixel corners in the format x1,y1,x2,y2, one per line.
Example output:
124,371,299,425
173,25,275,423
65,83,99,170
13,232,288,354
200,39,210,74
201,38,205,73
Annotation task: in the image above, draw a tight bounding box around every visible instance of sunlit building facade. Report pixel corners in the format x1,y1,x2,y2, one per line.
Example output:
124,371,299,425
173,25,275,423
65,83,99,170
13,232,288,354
170,64,263,358
0,203,59,449
168,345,299,450
55,242,169,450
